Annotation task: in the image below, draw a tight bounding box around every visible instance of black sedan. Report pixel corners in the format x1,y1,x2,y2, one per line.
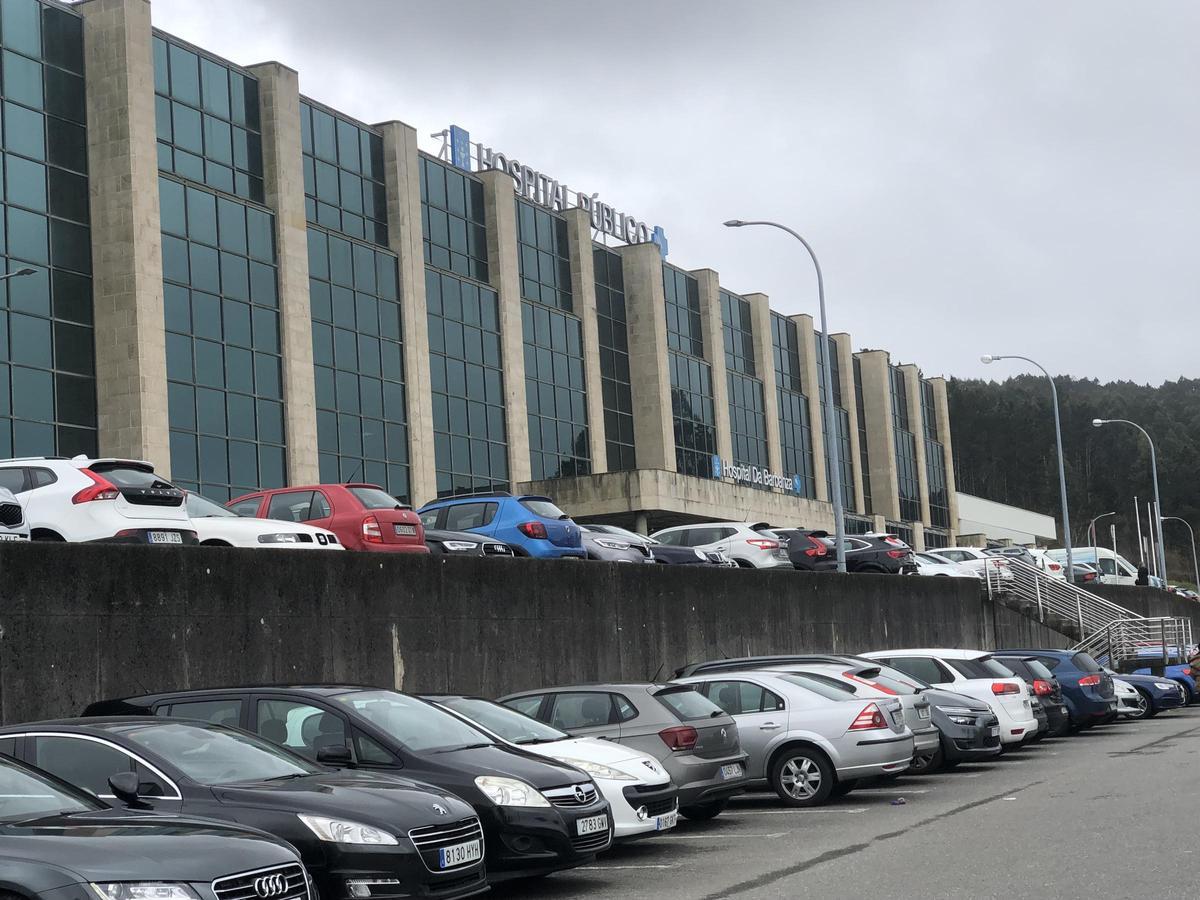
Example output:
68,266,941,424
86,686,614,882
0,718,488,899
425,528,514,557
0,751,310,900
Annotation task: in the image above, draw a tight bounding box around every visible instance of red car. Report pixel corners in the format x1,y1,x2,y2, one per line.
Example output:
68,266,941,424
228,483,429,553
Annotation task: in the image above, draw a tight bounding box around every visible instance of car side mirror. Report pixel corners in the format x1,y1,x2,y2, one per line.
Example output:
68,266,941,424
108,771,142,805
316,745,353,767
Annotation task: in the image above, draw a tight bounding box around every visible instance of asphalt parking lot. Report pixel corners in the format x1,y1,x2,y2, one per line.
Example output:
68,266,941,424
494,708,1200,899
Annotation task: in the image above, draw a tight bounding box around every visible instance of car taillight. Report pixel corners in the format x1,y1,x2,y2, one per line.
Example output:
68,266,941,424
747,539,780,550
804,537,828,557
72,469,120,503
991,682,1020,695
658,725,698,751
843,672,896,694
882,535,905,546
1078,674,1101,687
848,702,888,730
1032,679,1053,696
1183,668,1193,676
886,549,907,559
362,515,383,543
1049,563,1062,572
517,521,548,539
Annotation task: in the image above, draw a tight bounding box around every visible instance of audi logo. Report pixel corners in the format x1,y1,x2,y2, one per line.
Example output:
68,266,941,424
253,874,289,899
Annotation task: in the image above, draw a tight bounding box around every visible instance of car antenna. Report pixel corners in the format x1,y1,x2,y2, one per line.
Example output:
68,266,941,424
345,460,364,485
648,662,665,683
717,644,731,660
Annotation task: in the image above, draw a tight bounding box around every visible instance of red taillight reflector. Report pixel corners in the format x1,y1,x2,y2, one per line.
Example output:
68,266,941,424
72,469,120,503
362,515,383,543
843,671,896,694
883,535,905,546
991,682,1020,695
1183,668,1193,676
747,539,780,550
886,549,907,559
1078,674,1101,687
658,725,698,751
1032,679,1053,696
1049,563,1062,572
805,537,828,557
1012,728,1025,735
848,702,888,730
517,521,548,539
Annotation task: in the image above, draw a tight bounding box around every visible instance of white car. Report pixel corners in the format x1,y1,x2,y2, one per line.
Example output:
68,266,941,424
650,521,792,569
1113,678,1146,718
930,547,1013,583
862,648,1039,746
1027,548,1067,580
186,493,342,549
0,487,30,541
914,552,980,579
0,456,195,544
427,694,678,840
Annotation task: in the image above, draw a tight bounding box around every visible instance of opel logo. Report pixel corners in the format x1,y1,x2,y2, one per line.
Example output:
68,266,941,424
574,785,588,803
253,874,288,899
431,803,448,816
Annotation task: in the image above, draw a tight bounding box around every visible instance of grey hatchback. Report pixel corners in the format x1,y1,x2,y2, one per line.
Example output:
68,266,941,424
499,683,749,820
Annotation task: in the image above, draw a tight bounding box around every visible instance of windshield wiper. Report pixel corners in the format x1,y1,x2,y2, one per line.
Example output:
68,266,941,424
258,773,310,783
516,737,558,745
434,743,492,753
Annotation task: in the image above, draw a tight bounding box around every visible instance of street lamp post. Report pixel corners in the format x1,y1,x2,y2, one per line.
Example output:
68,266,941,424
1093,418,1167,585
1085,511,1115,565
724,219,846,574
0,268,35,282
1162,516,1199,591
980,354,1077,629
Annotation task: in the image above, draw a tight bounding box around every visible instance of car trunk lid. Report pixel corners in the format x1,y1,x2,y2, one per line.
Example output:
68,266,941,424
84,461,187,521
346,485,425,547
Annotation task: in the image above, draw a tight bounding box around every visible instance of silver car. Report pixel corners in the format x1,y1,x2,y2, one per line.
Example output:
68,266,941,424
672,670,914,807
498,682,749,821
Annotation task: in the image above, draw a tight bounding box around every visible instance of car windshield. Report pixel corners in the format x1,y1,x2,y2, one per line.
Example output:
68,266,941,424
520,498,568,519
0,757,99,823
776,673,857,702
588,524,648,543
186,493,238,518
654,686,725,721
438,697,567,745
348,487,403,510
868,661,930,690
111,722,319,785
334,691,495,753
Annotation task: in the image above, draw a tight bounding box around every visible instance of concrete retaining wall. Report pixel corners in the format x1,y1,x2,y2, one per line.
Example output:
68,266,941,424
0,544,1070,725
1088,584,1200,637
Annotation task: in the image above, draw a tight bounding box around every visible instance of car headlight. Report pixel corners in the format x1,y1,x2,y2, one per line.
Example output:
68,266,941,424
92,886,200,900
593,538,630,550
298,814,399,845
474,775,551,807
694,548,706,560
552,757,636,781
442,540,479,550
257,532,302,543
1155,682,1176,690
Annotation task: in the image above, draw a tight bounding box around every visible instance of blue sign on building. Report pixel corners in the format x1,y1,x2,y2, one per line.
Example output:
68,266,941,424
651,225,669,259
711,455,723,479
449,125,471,171
792,474,804,495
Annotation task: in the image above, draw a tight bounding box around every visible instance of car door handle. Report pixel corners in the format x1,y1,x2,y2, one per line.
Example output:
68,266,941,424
759,722,781,730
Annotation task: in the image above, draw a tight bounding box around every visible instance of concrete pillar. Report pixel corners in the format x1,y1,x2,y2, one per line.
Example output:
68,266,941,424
873,514,888,532
618,243,673,471
856,350,900,521
248,62,319,486
692,269,732,463
792,314,828,502
634,511,649,536
911,521,926,552
82,0,170,471
377,121,436,505
832,333,865,515
745,293,782,474
900,364,931,526
563,208,607,473
929,376,961,543
479,170,531,484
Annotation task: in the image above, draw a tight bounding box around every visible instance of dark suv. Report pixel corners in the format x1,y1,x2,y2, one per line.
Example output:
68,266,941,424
771,528,838,572
994,649,1118,729
830,533,917,574
993,654,1071,736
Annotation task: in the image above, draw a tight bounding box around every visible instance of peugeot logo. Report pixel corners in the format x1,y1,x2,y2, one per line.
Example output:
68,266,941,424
253,874,288,899
642,760,658,773
574,785,588,803
431,803,449,816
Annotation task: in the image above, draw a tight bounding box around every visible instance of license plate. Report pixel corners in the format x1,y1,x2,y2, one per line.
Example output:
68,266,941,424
655,810,678,831
577,814,608,836
438,839,481,869
989,726,1000,737
393,524,416,536
720,763,744,780
918,706,931,719
0,533,26,541
148,531,182,544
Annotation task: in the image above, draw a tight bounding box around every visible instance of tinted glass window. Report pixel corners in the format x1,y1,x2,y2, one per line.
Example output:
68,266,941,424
160,698,242,727
883,656,951,685
775,673,855,702
113,721,317,784
439,697,567,745
549,693,615,730
257,700,347,760
654,530,683,546
418,509,438,528
0,469,25,493
333,690,492,753
613,694,638,721
654,687,725,722
29,468,56,487
186,493,237,518
86,464,168,488
353,730,394,765
705,681,785,715
347,487,401,510
1026,660,1056,681
503,695,544,718
31,736,133,796
0,757,98,822
227,497,261,517
443,502,494,531
996,658,1031,679
311,491,331,518
978,656,1017,678
785,672,856,694
862,672,921,695
267,491,315,522
1072,653,1103,674
1034,655,1062,671
520,498,566,519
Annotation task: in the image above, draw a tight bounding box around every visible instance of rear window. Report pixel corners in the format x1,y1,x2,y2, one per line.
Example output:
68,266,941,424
1026,659,1056,681
89,464,169,488
348,487,403,510
789,671,858,694
654,687,724,722
1071,653,1103,674
777,673,857,702
520,498,567,519
861,672,921,695
1035,655,1062,671
947,657,1015,679
996,658,1031,679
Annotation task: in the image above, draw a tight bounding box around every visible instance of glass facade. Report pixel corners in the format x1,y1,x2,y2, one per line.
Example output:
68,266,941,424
853,357,872,515
719,290,755,377
517,200,571,311
160,175,284,500
153,33,262,203
594,246,634,471
420,155,487,283
770,313,814,498
309,229,409,499
923,379,950,529
888,520,916,547
664,266,714,477
815,331,853,509
300,101,386,246
845,516,874,536
0,0,95,458
720,291,766,469
663,264,702,357
890,367,922,523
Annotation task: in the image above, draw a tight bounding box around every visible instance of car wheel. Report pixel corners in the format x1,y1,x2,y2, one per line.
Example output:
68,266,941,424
30,530,64,542
770,746,834,807
907,743,944,774
1127,690,1155,719
679,798,728,821
200,539,232,547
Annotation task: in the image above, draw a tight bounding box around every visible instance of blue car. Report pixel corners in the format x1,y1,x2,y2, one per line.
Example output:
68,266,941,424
1106,668,1187,718
996,648,1118,730
417,492,585,559
1130,652,1196,703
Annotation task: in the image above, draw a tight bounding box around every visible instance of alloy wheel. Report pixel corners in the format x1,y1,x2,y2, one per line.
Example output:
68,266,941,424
1126,692,1149,719
780,756,821,799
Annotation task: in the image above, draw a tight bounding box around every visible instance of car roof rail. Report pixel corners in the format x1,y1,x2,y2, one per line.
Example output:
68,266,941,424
429,490,515,502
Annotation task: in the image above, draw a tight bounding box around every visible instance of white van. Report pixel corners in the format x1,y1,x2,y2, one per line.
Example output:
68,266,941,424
1045,547,1148,586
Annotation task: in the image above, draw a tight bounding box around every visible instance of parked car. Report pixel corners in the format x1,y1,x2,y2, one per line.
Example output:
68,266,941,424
770,527,837,572
85,686,611,881
1113,677,1143,718
672,670,914,806
579,523,719,565
1130,656,1196,704
991,654,1071,737
424,694,678,840
825,532,918,574
672,654,1001,771
1101,667,1187,717
649,521,791,569
861,649,1039,746
1,718,489,898
417,492,585,559
499,682,749,820
229,483,428,553
580,529,654,563
425,528,515,557
993,648,1118,729
186,492,341,549
1045,547,1143,585
985,546,1038,567
929,547,1013,583
0,752,313,900
1027,548,1066,580
913,551,979,579
0,486,29,541
0,456,197,544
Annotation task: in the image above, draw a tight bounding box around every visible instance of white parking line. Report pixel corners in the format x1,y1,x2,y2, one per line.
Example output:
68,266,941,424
660,831,791,839
730,807,868,815
849,788,930,794
579,864,680,870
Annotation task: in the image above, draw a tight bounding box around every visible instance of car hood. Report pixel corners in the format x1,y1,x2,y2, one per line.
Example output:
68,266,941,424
921,688,991,712
213,770,474,828
521,737,670,782
1114,672,1177,689
0,810,296,885
421,743,589,789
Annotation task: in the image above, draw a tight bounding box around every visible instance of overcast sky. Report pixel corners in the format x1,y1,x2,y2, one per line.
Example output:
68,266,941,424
150,0,1199,386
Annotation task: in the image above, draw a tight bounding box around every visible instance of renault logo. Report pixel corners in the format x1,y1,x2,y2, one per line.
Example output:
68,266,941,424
574,785,588,803
253,874,288,898
431,803,448,816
